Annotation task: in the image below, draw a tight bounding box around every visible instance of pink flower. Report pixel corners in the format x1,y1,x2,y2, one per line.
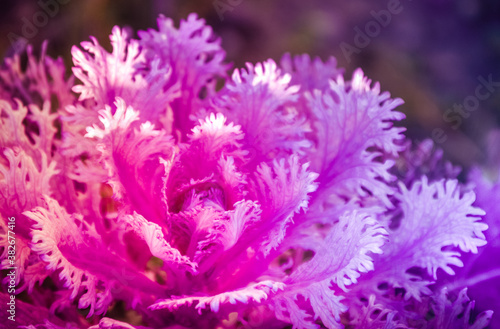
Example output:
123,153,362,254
0,13,493,329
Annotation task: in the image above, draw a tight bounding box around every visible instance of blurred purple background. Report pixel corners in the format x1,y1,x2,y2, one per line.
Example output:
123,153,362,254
0,0,499,169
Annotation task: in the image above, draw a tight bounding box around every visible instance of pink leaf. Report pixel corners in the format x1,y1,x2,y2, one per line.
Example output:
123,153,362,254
252,155,319,255
0,99,30,148
306,69,405,207
72,26,179,127
431,288,492,329
355,177,488,301
150,280,285,313
24,196,112,317
85,98,175,223
280,53,343,93
0,42,74,110
139,13,228,135
215,60,311,161
286,211,386,291
0,148,58,216
120,212,197,273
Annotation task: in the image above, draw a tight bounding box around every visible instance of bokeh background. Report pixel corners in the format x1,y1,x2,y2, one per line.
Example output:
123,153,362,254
1,0,500,327
1,0,500,170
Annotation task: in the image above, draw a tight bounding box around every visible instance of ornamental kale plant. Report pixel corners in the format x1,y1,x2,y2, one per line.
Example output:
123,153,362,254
0,13,496,329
